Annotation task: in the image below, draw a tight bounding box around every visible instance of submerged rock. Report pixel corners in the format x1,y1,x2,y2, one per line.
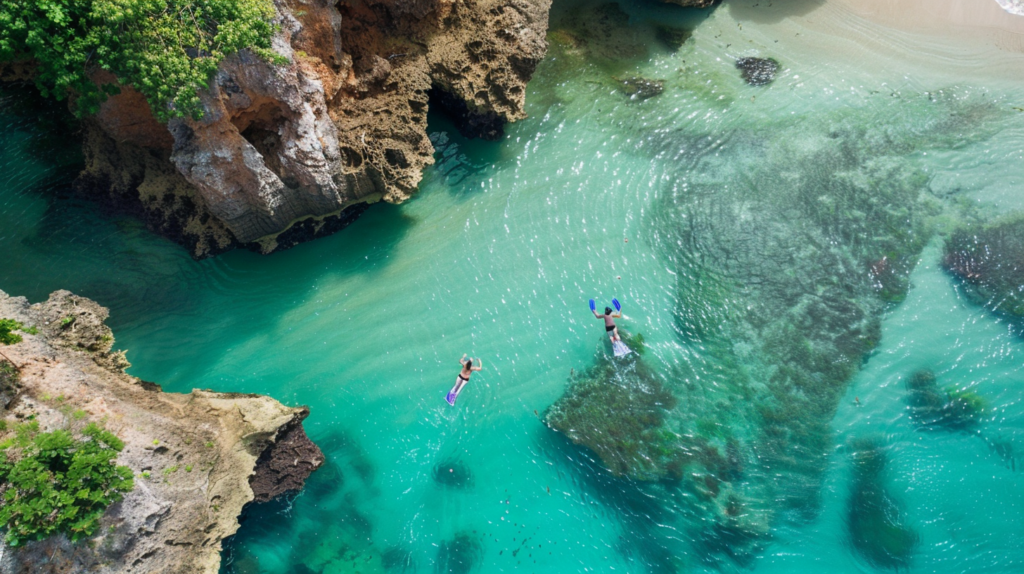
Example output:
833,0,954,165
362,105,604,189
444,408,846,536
545,332,771,561
905,369,986,429
433,458,474,489
944,216,1024,321
545,334,678,480
631,90,1004,564
735,57,780,86
618,77,666,101
436,532,481,574
656,26,693,50
846,438,917,569
382,546,415,572
546,3,650,74
0,289,323,574
661,0,718,7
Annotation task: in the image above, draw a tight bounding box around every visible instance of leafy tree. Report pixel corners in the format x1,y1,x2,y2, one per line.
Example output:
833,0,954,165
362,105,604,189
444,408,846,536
0,422,134,546
0,0,281,121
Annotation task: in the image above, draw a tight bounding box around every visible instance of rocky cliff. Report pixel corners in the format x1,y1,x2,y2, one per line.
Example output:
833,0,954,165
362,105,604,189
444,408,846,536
76,0,552,257
0,290,324,574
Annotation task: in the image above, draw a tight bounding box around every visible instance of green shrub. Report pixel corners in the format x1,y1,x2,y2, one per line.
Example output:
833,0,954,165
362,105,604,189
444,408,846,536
0,422,134,546
0,319,31,345
0,0,282,121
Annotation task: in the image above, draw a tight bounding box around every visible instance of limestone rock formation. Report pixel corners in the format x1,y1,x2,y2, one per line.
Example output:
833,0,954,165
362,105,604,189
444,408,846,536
0,290,324,574
78,0,552,256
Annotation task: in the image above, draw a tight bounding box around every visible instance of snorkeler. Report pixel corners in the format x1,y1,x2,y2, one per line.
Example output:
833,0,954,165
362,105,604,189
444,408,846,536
592,305,623,342
446,354,483,406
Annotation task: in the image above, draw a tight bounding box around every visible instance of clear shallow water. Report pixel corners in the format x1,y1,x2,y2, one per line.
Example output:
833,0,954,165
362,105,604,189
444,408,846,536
3,1,1024,573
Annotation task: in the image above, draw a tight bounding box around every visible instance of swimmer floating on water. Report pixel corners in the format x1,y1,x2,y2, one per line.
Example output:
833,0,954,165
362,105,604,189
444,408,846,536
446,354,483,406
592,305,623,343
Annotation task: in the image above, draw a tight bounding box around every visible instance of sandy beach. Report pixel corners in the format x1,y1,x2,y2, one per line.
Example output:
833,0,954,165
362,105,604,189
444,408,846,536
835,0,1024,48
717,0,1024,82
725,0,1024,45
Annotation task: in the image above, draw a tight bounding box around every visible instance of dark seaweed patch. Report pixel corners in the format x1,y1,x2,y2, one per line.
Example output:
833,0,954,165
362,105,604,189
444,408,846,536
905,369,986,430
944,215,1024,327
435,532,481,574
846,437,917,569
433,458,473,489
545,334,677,480
382,545,415,572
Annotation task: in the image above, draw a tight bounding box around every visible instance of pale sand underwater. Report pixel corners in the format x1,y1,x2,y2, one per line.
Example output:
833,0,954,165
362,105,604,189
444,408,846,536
712,0,1024,90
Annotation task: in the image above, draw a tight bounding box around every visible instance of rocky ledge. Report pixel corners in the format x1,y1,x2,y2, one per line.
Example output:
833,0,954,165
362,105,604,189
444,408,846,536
0,290,324,574
75,0,552,257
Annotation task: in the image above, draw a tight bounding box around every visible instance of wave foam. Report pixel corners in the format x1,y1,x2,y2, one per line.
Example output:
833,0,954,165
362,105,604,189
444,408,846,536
996,0,1024,15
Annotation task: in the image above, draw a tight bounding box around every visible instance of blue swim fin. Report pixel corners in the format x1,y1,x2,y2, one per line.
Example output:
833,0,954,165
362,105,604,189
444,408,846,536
589,299,596,312
612,298,621,312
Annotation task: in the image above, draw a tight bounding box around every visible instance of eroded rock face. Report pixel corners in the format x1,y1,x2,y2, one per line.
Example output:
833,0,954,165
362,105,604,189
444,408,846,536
79,0,552,255
0,290,324,574
249,410,324,503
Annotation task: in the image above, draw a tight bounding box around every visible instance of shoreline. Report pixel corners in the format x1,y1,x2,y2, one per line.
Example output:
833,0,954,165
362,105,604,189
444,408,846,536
717,0,1024,83
832,0,1024,50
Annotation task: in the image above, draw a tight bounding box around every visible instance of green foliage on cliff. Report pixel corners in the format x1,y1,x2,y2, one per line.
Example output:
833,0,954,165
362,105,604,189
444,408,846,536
0,0,281,121
0,318,33,345
0,421,134,546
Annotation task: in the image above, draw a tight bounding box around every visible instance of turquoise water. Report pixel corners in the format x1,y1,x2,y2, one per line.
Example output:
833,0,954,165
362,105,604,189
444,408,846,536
3,1,1024,573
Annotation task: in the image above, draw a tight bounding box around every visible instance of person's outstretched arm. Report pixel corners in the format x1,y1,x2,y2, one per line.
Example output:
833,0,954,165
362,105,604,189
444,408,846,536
613,312,622,319
472,358,483,371
460,353,468,366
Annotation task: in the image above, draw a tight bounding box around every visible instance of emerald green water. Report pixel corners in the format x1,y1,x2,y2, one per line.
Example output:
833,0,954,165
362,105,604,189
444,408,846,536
3,1,1024,573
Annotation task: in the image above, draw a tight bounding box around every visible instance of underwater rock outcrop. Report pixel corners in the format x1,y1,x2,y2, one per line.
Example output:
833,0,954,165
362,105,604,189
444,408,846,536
656,26,693,50
545,335,679,480
0,289,323,574
944,215,1024,323
735,57,780,86
433,457,474,489
660,0,718,7
845,438,917,569
618,77,666,101
905,369,986,430
72,0,553,256
436,531,482,574
546,333,772,560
